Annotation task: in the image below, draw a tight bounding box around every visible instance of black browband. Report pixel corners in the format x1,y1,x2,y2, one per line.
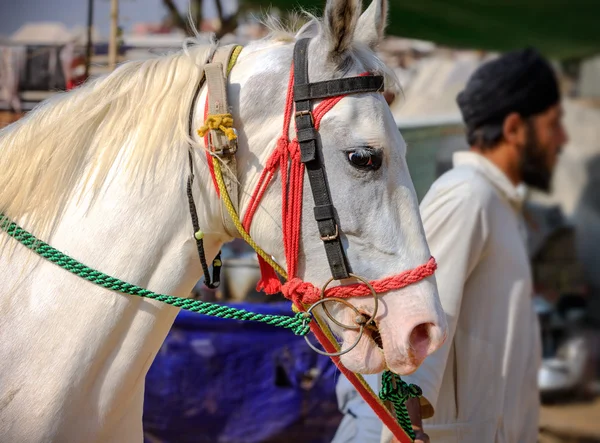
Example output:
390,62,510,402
292,38,384,280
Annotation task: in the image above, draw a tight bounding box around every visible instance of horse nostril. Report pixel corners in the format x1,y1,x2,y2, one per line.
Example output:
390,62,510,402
408,323,433,357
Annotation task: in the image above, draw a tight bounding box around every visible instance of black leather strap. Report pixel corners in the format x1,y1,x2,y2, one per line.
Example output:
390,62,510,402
187,68,221,289
292,38,385,280
293,38,350,280
294,75,384,101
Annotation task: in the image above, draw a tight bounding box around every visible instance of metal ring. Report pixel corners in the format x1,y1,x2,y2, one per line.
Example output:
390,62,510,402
303,297,365,357
320,273,379,331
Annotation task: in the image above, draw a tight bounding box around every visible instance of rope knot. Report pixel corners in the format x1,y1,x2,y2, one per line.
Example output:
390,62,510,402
288,139,301,162
266,136,288,170
379,370,422,440
197,113,237,141
281,278,321,307
291,312,312,336
379,370,422,403
406,383,423,398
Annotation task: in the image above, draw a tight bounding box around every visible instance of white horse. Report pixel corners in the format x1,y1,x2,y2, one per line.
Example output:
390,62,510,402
0,0,446,441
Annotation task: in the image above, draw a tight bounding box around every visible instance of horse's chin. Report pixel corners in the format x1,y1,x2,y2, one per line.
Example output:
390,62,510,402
336,325,427,376
338,330,387,374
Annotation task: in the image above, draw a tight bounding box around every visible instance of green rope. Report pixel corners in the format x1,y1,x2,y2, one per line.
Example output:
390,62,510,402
1,215,420,437
379,370,423,441
0,215,311,336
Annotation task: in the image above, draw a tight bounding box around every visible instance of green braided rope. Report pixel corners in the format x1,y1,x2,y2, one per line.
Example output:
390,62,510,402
379,370,423,440
1,215,420,437
0,215,311,336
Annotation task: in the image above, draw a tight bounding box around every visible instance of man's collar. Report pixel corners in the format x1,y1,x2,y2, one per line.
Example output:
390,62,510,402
452,151,526,210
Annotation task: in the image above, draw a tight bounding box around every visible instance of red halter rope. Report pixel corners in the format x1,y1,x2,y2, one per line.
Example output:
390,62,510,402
233,65,437,306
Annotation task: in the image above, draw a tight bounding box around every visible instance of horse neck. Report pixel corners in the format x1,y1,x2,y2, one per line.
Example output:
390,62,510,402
0,135,230,435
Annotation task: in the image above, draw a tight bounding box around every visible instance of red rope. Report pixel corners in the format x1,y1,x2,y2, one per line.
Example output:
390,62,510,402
282,257,437,307
242,67,295,231
313,96,344,129
284,140,303,278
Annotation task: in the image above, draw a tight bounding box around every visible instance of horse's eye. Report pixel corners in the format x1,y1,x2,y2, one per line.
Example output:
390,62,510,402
346,148,382,170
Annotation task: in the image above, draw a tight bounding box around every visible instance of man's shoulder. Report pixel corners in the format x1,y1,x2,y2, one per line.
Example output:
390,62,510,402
421,165,497,211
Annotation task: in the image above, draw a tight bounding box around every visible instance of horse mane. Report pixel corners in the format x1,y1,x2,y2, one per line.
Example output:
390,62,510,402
0,38,217,243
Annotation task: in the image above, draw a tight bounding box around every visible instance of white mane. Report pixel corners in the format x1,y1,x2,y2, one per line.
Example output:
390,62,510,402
0,39,217,243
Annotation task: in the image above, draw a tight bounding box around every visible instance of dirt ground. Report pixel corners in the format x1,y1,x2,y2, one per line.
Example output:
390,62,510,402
539,396,600,443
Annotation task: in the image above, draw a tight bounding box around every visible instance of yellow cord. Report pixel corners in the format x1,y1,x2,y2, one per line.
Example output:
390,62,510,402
212,158,288,279
227,46,243,74
206,45,287,278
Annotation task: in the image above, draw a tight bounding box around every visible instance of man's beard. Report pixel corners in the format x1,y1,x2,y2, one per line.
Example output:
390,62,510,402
520,123,554,192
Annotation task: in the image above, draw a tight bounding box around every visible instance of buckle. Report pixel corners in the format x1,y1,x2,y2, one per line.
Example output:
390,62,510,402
209,128,238,156
320,224,339,242
295,110,314,125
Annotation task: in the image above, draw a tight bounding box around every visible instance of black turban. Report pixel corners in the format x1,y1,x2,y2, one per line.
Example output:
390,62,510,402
457,48,560,132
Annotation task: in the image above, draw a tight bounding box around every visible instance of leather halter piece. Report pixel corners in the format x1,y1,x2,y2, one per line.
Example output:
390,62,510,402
186,44,242,289
292,38,384,280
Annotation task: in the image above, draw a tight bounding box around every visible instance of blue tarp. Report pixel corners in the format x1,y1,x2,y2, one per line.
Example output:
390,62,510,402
143,302,342,443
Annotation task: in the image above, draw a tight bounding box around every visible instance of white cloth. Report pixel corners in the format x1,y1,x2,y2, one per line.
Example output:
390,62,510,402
331,374,383,443
380,151,541,443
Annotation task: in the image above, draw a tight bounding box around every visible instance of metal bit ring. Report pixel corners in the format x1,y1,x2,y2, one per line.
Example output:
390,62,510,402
320,273,379,331
303,297,365,357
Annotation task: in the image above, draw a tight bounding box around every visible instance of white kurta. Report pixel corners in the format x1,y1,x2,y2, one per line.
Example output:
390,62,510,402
381,151,541,443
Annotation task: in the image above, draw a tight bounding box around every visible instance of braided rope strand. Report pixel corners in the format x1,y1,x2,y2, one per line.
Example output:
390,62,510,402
280,258,437,307
0,216,309,335
379,370,423,441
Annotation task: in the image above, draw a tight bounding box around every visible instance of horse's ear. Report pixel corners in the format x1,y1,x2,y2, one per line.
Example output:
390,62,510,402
322,0,362,54
355,0,388,49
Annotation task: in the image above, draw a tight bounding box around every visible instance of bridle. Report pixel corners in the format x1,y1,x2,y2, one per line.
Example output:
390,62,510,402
188,39,436,441
189,37,437,357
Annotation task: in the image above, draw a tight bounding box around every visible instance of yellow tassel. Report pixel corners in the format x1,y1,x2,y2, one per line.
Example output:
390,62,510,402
197,114,237,141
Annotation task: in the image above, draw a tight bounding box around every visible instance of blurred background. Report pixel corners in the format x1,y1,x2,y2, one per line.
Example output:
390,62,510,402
1,1,600,442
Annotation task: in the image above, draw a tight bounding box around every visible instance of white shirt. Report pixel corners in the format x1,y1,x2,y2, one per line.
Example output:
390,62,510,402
383,151,541,443
332,374,383,443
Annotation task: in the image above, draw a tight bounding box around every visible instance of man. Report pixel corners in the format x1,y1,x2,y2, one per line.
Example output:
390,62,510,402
331,47,568,443
380,47,568,443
